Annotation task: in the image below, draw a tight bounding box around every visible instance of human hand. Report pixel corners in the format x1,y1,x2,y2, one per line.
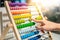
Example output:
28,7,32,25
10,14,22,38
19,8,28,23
32,19,57,31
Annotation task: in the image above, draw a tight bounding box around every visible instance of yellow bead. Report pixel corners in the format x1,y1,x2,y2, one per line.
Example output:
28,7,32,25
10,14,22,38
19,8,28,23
13,14,31,19
36,15,43,20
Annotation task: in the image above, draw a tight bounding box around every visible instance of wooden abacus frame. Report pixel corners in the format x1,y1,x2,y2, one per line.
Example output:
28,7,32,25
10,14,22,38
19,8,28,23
0,12,2,35
0,0,52,40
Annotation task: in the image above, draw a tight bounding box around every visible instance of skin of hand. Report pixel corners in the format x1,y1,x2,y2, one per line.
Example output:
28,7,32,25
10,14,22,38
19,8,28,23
32,19,60,31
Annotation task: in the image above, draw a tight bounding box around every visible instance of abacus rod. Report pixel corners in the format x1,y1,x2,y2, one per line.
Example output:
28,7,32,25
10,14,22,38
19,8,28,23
3,20,10,22
3,13,8,16
34,3,44,20
4,1,21,40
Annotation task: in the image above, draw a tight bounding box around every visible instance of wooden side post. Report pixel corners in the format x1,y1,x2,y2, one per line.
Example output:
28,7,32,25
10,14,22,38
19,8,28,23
0,12,2,36
0,23,12,40
4,1,21,40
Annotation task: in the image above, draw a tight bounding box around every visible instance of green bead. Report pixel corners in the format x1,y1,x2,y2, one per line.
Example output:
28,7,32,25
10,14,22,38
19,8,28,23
17,22,35,29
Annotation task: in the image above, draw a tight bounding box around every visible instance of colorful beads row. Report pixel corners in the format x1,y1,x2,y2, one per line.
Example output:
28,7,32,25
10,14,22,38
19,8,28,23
28,35,41,40
10,7,27,10
9,2,27,7
15,20,25,24
21,31,39,39
19,27,36,34
13,14,31,19
17,22,35,29
11,10,30,15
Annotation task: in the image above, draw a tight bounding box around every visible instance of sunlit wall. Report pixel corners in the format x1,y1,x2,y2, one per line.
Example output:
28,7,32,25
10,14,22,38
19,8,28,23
32,0,60,10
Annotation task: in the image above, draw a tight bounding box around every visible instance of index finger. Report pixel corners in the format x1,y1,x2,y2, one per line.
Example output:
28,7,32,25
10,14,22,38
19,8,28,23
31,18,43,23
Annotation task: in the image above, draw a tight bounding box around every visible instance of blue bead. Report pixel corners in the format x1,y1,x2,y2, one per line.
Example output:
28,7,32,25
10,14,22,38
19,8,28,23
21,31,39,39
28,35,41,40
11,0,15,3
20,0,26,3
19,0,21,3
15,0,20,3
11,0,20,3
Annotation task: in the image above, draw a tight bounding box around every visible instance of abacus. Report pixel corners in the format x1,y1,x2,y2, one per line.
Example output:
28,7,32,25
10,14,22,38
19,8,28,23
0,0,52,40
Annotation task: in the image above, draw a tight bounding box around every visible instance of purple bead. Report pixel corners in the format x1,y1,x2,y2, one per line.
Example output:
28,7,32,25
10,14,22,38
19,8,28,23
9,2,17,7
17,3,28,6
9,2,28,7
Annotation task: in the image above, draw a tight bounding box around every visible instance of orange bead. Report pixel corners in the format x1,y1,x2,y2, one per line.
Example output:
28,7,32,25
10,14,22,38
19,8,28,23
11,10,30,15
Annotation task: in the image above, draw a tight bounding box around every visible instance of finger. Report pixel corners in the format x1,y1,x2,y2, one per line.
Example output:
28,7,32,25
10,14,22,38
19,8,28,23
36,26,42,30
40,23,45,26
32,18,45,26
44,16,48,20
41,26,50,31
31,18,43,23
36,25,43,29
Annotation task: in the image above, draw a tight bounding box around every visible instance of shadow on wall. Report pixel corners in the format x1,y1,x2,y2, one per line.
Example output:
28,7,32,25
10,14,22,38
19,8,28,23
44,6,60,23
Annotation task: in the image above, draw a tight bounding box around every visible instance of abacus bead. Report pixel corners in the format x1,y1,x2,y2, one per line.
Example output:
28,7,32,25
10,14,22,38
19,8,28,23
11,10,30,15
28,35,41,40
36,15,43,20
13,14,31,19
11,0,15,3
17,22,35,29
21,31,39,39
15,20,25,24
